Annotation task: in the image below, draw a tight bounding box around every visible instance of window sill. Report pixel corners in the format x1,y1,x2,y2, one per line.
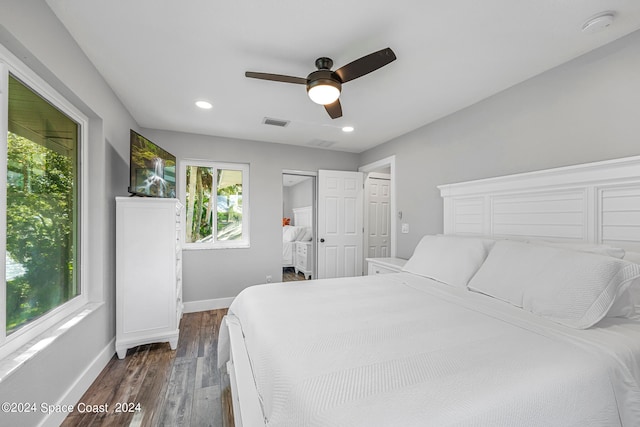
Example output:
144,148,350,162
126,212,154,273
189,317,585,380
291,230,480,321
183,243,250,250
0,301,104,383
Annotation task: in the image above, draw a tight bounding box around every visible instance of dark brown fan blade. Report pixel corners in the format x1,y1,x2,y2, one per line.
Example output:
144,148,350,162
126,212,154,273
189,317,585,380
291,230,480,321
334,48,396,83
324,99,342,119
245,72,307,85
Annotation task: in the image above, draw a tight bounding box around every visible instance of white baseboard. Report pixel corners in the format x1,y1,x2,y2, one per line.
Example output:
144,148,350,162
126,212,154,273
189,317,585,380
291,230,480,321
183,297,234,313
39,338,115,427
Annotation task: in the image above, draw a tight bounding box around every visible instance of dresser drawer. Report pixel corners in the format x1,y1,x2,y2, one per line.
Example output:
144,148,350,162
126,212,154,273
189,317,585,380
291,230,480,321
368,264,399,275
366,258,407,276
296,244,307,256
297,256,307,269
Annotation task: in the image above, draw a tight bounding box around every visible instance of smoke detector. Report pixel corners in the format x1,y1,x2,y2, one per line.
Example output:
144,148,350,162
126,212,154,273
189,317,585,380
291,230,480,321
582,12,615,34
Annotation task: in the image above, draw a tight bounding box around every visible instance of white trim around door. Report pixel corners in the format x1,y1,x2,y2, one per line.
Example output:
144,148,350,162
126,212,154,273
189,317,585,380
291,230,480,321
359,155,397,258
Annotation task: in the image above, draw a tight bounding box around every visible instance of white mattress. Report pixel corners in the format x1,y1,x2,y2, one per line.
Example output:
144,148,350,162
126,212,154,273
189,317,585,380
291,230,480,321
219,273,640,426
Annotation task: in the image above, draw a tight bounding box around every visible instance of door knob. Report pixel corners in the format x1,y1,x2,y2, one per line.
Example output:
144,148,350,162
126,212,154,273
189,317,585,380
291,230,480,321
320,238,325,243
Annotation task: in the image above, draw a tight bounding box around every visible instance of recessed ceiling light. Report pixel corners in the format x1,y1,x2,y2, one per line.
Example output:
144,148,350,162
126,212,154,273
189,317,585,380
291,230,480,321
195,100,213,109
342,126,354,133
582,12,615,34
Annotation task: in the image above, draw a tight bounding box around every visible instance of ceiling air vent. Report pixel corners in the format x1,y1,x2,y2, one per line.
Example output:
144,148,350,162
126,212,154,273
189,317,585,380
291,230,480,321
263,117,290,127
307,139,336,148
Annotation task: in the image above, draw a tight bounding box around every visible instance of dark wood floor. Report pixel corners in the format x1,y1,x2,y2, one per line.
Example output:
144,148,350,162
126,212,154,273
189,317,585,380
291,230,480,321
282,267,308,282
61,309,229,427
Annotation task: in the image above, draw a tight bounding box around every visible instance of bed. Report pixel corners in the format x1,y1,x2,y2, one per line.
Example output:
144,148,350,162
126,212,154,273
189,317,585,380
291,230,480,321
221,155,640,427
281,236,296,268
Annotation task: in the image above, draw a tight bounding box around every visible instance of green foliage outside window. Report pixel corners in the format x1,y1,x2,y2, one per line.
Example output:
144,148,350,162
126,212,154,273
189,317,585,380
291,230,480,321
185,166,213,242
5,74,79,334
6,133,77,333
185,166,243,244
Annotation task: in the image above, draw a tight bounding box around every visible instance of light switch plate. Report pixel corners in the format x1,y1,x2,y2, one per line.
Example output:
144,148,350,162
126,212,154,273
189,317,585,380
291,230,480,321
401,223,409,233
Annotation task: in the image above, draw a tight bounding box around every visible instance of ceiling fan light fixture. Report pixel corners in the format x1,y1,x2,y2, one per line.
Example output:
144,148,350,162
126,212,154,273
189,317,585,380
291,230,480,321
246,47,395,118
195,100,213,109
307,79,341,105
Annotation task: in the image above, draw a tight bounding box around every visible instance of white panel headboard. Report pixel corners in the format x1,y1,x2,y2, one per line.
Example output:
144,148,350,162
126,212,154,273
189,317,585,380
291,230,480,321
438,155,640,251
292,206,312,227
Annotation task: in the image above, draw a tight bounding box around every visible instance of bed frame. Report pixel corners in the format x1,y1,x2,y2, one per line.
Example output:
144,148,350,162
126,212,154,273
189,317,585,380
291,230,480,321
438,155,640,251
292,206,312,228
225,155,640,426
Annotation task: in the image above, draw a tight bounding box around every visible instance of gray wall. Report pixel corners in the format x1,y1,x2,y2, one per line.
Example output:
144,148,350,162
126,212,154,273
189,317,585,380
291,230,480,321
139,129,359,301
0,2,135,425
283,177,314,222
361,29,640,259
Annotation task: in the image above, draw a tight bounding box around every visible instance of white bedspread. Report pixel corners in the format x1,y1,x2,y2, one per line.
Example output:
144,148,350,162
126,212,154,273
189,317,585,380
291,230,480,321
219,273,640,427
282,241,294,266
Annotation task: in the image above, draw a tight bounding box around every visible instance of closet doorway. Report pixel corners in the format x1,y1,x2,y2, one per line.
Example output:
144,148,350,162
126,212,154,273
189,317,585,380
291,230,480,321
360,155,396,272
282,171,316,282
364,171,391,256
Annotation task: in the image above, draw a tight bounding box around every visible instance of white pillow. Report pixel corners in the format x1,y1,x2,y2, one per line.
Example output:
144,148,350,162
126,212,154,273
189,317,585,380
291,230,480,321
469,240,640,329
528,242,632,317
468,240,539,307
300,228,313,242
282,225,304,242
608,288,636,318
479,242,634,317
528,240,625,259
530,244,632,317
622,252,640,310
402,235,495,288
624,251,640,264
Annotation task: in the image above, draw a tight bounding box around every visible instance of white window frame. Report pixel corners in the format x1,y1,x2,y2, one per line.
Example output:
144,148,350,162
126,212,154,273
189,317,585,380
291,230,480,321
0,44,89,359
179,159,250,249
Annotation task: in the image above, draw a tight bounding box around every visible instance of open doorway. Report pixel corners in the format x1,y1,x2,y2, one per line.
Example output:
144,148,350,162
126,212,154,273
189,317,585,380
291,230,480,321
359,156,396,271
364,170,391,256
282,172,316,282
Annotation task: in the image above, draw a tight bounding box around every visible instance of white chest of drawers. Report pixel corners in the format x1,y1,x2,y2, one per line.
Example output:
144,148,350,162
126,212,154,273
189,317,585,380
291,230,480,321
294,241,313,279
115,197,183,359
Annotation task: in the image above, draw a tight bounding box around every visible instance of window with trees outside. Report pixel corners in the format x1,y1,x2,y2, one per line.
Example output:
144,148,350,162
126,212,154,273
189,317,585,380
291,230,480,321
181,161,249,249
3,73,81,339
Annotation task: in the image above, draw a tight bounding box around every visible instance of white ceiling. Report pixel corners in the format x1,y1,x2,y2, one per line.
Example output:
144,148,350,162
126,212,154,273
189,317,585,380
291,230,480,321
46,0,640,153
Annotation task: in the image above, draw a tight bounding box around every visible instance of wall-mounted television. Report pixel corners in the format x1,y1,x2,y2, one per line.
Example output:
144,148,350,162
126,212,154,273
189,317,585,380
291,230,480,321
128,130,176,198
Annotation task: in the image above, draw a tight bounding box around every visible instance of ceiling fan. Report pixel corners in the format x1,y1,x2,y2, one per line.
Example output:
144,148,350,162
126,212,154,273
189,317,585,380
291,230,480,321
245,47,396,119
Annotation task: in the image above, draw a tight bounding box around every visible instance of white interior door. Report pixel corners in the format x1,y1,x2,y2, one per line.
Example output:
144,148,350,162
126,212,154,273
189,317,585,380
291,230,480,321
317,170,364,279
364,173,391,258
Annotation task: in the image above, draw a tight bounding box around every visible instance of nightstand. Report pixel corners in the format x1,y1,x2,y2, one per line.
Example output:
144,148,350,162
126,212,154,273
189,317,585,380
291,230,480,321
295,241,313,279
366,257,407,275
